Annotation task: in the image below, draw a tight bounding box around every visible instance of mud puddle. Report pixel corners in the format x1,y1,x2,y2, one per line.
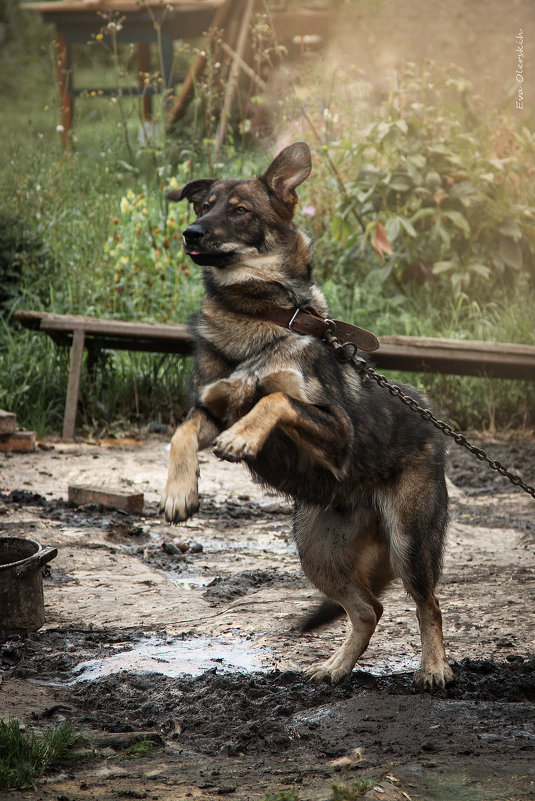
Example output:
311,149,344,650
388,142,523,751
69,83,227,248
68,633,271,683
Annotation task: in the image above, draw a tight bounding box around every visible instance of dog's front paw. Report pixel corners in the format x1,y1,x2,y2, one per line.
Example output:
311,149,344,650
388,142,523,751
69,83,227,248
213,429,256,463
159,478,199,524
413,660,454,690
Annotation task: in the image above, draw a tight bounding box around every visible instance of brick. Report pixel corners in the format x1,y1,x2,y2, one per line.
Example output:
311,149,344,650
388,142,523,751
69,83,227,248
68,485,144,514
0,410,16,435
0,431,36,452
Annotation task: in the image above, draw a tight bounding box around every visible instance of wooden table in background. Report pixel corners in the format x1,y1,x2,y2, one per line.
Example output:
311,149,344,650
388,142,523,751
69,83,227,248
21,0,330,146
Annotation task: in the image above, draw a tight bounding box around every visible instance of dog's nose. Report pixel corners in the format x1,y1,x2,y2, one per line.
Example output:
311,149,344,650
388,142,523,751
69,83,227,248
183,223,206,245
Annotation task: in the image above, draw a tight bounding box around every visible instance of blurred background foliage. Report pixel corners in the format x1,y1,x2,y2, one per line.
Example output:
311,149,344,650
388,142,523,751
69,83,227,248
0,0,533,435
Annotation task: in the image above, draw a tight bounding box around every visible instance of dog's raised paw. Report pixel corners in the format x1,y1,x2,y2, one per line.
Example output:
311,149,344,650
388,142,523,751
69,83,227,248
213,430,255,463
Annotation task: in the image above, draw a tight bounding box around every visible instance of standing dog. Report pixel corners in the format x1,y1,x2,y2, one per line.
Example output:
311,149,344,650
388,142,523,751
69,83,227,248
161,142,453,689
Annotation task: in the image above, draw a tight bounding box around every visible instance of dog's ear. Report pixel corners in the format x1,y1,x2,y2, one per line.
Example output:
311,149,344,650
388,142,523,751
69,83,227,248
166,178,218,214
261,142,312,209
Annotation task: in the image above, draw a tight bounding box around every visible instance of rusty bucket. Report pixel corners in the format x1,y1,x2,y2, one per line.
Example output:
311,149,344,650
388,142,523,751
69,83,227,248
0,537,57,636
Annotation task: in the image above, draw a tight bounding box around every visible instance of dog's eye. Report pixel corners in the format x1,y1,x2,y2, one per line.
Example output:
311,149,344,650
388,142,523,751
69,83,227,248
233,205,248,216
201,202,212,213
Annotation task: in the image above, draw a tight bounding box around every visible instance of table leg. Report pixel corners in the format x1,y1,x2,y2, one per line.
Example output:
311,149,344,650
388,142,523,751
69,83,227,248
56,32,73,148
160,34,174,100
137,42,152,121
63,329,85,441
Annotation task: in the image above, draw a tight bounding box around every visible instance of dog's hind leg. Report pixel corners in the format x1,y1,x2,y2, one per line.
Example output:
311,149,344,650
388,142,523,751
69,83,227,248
411,591,453,690
161,407,220,523
294,505,390,684
381,473,453,690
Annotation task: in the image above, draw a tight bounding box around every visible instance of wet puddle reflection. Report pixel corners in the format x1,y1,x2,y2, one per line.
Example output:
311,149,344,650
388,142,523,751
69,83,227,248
70,633,271,682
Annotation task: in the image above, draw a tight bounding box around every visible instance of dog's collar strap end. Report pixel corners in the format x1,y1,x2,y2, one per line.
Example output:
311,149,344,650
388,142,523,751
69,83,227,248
257,306,380,353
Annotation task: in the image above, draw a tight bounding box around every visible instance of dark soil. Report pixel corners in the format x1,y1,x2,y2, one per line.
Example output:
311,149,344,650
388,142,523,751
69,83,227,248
446,433,535,496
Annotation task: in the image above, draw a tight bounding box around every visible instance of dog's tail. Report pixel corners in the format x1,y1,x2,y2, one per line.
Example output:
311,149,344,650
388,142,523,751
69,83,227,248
301,599,345,632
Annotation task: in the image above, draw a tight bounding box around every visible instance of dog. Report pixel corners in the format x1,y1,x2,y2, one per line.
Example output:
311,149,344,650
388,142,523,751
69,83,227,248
160,141,453,689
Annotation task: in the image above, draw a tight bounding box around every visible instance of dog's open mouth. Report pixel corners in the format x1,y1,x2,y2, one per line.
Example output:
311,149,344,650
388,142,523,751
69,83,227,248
183,242,237,268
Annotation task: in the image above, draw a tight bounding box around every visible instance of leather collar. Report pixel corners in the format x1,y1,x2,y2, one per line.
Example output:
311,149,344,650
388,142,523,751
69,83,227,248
254,306,380,352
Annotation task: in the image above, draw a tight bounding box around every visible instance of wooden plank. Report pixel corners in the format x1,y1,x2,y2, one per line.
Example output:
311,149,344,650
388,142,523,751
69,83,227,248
375,336,535,381
68,485,144,514
22,0,224,14
0,431,37,453
39,314,193,341
14,309,44,330
15,310,195,354
0,411,16,435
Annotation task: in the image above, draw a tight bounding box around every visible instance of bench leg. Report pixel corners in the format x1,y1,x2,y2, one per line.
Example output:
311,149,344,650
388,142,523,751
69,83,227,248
63,329,85,441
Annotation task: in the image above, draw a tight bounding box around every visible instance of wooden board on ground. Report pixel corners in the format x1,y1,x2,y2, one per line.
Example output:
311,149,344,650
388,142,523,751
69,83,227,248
0,431,37,452
0,410,17,435
68,485,144,514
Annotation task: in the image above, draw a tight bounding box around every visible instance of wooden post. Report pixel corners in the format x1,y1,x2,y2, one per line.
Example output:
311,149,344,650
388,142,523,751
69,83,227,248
56,33,73,148
214,0,254,159
63,329,85,441
166,0,235,128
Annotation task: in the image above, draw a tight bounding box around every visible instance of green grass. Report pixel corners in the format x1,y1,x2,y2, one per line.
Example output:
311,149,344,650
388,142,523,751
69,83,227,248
262,773,379,800
0,719,81,791
120,738,157,760
332,776,376,800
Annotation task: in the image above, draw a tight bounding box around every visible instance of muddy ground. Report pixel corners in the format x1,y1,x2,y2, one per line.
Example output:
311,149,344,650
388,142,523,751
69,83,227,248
1,432,534,800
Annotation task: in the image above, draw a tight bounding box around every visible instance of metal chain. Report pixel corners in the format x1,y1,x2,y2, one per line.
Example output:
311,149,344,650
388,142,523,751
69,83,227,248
329,337,535,500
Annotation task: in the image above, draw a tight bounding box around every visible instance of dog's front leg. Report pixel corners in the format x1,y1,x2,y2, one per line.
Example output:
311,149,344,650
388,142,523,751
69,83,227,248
161,408,220,523
213,392,351,480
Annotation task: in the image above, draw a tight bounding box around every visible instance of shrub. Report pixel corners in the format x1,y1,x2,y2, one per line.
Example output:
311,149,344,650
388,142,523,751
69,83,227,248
306,63,535,317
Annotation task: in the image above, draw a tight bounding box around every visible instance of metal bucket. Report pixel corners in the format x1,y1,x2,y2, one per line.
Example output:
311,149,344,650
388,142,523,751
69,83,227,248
0,537,58,635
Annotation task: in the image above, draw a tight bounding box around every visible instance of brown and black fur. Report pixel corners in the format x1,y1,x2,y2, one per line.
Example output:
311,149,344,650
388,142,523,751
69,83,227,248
161,142,453,689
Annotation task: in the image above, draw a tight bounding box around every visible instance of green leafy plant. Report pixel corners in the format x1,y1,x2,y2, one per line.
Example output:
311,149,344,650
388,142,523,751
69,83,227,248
98,165,202,322
308,63,535,307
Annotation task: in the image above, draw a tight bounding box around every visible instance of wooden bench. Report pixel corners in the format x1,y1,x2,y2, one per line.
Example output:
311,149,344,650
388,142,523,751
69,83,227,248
14,310,535,441
15,310,195,440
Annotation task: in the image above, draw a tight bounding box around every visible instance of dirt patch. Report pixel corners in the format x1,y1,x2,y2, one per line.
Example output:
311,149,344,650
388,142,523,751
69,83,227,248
1,432,535,800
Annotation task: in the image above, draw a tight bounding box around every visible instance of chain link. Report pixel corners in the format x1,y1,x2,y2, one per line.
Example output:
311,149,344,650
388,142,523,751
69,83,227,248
334,341,535,500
